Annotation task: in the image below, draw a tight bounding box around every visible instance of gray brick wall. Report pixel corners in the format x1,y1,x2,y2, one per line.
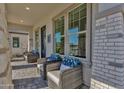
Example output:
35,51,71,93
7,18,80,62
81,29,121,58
91,12,124,89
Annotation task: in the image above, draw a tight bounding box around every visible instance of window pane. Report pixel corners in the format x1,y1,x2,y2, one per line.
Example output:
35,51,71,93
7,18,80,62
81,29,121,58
61,26,64,35
55,16,64,35
68,4,87,32
13,37,19,48
69,33,86,58
68,28,79,34
74,12,79,21
80,18,86,31
70,11,74,21
69,22,74,29
74,7,79,14
80,3,86,10
70,14,74,21
55,33,64,54
78,33,86,58
80,9,86,18
69,33,78,56
74,20,79,29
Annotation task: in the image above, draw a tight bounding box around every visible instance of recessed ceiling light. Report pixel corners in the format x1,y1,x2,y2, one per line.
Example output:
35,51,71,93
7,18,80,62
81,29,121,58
20,20,24,23
25,7,30,10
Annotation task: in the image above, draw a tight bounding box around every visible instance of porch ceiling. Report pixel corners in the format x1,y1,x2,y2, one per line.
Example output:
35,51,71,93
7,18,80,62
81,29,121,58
6,3,71,26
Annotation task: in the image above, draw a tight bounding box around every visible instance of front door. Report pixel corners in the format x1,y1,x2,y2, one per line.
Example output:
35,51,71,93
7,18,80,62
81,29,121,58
41,26,46,58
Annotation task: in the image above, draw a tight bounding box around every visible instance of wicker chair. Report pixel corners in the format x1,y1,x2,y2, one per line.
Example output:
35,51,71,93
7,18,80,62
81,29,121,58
25,52,39,63
47,62,83,89
37,58,61,80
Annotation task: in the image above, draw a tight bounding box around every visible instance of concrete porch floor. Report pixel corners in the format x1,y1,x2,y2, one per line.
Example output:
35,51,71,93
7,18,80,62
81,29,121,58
11,58,48,89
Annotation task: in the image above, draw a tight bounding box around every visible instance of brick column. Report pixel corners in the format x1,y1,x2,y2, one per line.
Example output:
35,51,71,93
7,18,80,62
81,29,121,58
91,12,124,88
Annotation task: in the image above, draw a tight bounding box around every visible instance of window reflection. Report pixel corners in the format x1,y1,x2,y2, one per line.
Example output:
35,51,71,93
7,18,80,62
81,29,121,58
55,32,64,54
54,16,65,54
68,28,86,58
68,4,87,58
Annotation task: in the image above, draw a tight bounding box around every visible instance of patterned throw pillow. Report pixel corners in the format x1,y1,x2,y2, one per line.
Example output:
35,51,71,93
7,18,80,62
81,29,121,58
61,56,81,68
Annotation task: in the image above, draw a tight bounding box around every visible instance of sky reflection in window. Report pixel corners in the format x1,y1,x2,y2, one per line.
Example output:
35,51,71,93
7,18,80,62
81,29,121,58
55,32,61,43
68,28,78,45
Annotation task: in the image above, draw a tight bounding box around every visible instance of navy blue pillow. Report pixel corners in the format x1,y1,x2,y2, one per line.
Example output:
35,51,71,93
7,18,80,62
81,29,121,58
32,50,39,56
47,53,62,61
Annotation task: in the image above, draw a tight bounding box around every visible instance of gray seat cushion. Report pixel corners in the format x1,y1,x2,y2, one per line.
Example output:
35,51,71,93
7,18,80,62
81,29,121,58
47,70,60,85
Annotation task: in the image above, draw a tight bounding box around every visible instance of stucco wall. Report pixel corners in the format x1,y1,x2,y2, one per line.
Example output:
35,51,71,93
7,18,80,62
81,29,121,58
9,33,28,56
0,4,13,88
8,23,33,53
33,4,72,57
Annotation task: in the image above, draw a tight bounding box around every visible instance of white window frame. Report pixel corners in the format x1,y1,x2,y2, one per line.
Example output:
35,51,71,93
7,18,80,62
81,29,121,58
53,4,92,62
67,3,87,58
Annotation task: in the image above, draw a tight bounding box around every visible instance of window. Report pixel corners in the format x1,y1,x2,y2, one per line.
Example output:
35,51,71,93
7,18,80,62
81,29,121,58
13,37,19,48
54,16,64,54
68,4,87,58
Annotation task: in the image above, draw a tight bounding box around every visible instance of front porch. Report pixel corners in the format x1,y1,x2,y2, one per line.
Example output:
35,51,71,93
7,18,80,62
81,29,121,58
11,57,88,89
1,3,124,89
